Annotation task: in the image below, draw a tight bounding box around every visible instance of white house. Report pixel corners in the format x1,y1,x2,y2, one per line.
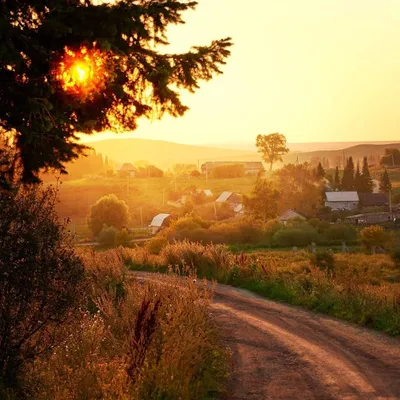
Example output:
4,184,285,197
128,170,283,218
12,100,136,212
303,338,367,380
325,192,359,210
279,209,305,224
149,213,171,235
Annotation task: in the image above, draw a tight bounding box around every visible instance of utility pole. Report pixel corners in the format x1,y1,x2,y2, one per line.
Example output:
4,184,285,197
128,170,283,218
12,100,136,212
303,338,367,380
389,189,393,218
162,188,165,206
213,202,218,221
140,207,143,228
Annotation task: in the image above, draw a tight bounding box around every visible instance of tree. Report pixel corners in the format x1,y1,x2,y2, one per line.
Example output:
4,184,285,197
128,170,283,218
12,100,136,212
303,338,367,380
88,194,130,236
333,166,341,190
341,157,355,190
0,1,232,186
0,185,84,388
212,164,245,178
244,179,279,222
275,163,323,217
360,225,387,254
360,156,373,193
315,162,325,180
379,169,392,194
256,133,289,171
354,161,363,192
380,148,400,167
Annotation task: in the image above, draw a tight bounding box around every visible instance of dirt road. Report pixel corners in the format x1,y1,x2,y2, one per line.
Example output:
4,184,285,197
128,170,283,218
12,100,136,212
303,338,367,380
134,273,400,399
213,284,400,400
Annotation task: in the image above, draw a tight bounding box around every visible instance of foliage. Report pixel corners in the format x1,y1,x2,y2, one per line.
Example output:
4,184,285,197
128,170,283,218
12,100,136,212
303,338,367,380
256,133,289,171
88,194,129,236
272,226,318,247
333,166,341,190
391,247,400,267
146,235,169,255
360,225,388,253
379,169,392,194
361,157,374,193
324,223,357,243
341,157,355,190
310,251,335,275
136,165,164,178
98,225,118,246
0,185,84,391
21,249,229,399
315,162,325,180
211,163,245,178
244,179,279,222
275,163,323,217
0,0,232,186
381,148,400,167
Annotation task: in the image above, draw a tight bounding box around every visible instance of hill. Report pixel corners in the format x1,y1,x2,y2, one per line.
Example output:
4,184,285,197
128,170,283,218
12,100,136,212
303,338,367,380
283,142,400,166
87,138,260,169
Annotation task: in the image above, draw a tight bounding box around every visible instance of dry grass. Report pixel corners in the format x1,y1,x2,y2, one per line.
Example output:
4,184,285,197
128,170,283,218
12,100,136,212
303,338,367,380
23,248,229,400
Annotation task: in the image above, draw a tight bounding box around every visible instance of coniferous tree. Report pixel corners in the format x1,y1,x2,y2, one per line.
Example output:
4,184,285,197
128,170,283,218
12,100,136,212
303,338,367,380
355,161,363,192
341,157,355,190
361,156,373,193
379,169,392,194
333,166,341,190
0,1,232,186
315,162,325,180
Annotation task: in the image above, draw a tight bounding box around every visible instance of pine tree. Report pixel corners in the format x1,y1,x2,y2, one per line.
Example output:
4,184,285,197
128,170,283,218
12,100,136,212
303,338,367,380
315,162,325,180
361,156,373,193
379,169,392,194
341,157,355,190
333,166,341,190
0,1,232,186
355,161,363,192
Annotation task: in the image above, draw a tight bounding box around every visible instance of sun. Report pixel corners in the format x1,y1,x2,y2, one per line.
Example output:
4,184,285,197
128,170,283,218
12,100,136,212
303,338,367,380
54,46,106,97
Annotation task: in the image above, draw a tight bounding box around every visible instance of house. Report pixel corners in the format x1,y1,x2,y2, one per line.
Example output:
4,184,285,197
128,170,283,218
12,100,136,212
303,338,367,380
203,189,213,197
118,163,136,177
279,209,306,224
149,213,171,235
325,191,359,210
345,212,393,225
358,193,388,208
201,161,264,175
215,191,242,208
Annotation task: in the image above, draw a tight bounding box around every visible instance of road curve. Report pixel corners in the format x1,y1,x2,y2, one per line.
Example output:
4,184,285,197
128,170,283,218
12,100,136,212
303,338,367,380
133,273,400,400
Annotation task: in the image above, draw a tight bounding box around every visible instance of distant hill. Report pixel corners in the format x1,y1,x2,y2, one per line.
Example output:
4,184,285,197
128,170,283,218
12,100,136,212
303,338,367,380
283,143,400,167
87,138,261,169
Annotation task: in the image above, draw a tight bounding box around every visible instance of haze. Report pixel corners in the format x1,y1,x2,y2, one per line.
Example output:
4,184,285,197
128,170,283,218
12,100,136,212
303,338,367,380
81,0,400,146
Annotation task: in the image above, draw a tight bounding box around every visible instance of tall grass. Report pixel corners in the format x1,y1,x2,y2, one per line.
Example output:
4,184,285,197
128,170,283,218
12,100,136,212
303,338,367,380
22,249,229,400
124,243,400,336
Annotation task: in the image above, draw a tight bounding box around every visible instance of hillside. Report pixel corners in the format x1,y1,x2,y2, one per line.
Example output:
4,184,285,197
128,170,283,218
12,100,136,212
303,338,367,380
283,142,400,166
87,138,260,169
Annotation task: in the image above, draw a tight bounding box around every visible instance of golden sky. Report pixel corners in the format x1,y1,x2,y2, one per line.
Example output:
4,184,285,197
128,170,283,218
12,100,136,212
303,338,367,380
84,0,400,146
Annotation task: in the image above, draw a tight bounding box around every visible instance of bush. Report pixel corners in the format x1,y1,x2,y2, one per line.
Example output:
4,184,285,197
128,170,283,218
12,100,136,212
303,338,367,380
360,225,387,253
0,186,84,391
311,251,335,275
324,223,358,243
272,227,318,247
98,225,118,246
146,236,169,255
87,194,129,236
391,247,400,267
116,227,132,245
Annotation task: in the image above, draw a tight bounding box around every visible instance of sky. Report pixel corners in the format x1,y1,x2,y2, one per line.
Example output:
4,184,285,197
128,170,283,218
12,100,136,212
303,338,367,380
83,0,400,146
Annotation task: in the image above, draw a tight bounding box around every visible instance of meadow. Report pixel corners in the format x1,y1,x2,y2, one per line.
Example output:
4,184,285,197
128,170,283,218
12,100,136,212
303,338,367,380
120,242,400,336
7,249,228,400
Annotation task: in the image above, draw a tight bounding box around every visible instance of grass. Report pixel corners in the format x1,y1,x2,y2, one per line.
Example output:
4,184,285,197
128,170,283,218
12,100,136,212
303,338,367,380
120,242,400,336
20,248,229,400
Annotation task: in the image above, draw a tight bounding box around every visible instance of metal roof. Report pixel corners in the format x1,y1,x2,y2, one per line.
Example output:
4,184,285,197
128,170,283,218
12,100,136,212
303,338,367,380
216,191,233,202
325,191,359,202
149,213,171,227
203,189,213,197
279,209,305,221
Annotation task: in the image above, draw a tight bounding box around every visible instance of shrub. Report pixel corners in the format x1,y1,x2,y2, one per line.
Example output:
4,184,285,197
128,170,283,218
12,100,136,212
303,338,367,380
98,225,118,246
0,186,84,391
116,227,132,245
324,223,358,243
391,247,400,267
87,194,129,236
273,227,318,247
146,236,169,255
311,251,335,275
360,225,387,253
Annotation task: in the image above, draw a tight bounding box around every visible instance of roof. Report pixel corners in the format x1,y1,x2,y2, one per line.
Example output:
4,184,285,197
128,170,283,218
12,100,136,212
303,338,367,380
216,191,233,203
279,209,305,221
203,189,213,197
358,193,388,207
201,161,264,170
234,203,244,213
149,213,171,227
325,191,359,202
345,212,392,219
119,163,136,171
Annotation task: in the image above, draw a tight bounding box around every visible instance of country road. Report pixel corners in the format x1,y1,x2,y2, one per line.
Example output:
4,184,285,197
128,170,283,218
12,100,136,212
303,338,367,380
134,273,400,400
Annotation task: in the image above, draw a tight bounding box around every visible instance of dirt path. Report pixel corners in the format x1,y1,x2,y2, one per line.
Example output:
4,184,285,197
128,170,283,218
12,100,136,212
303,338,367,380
213,284,400,400
134,273,400,399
